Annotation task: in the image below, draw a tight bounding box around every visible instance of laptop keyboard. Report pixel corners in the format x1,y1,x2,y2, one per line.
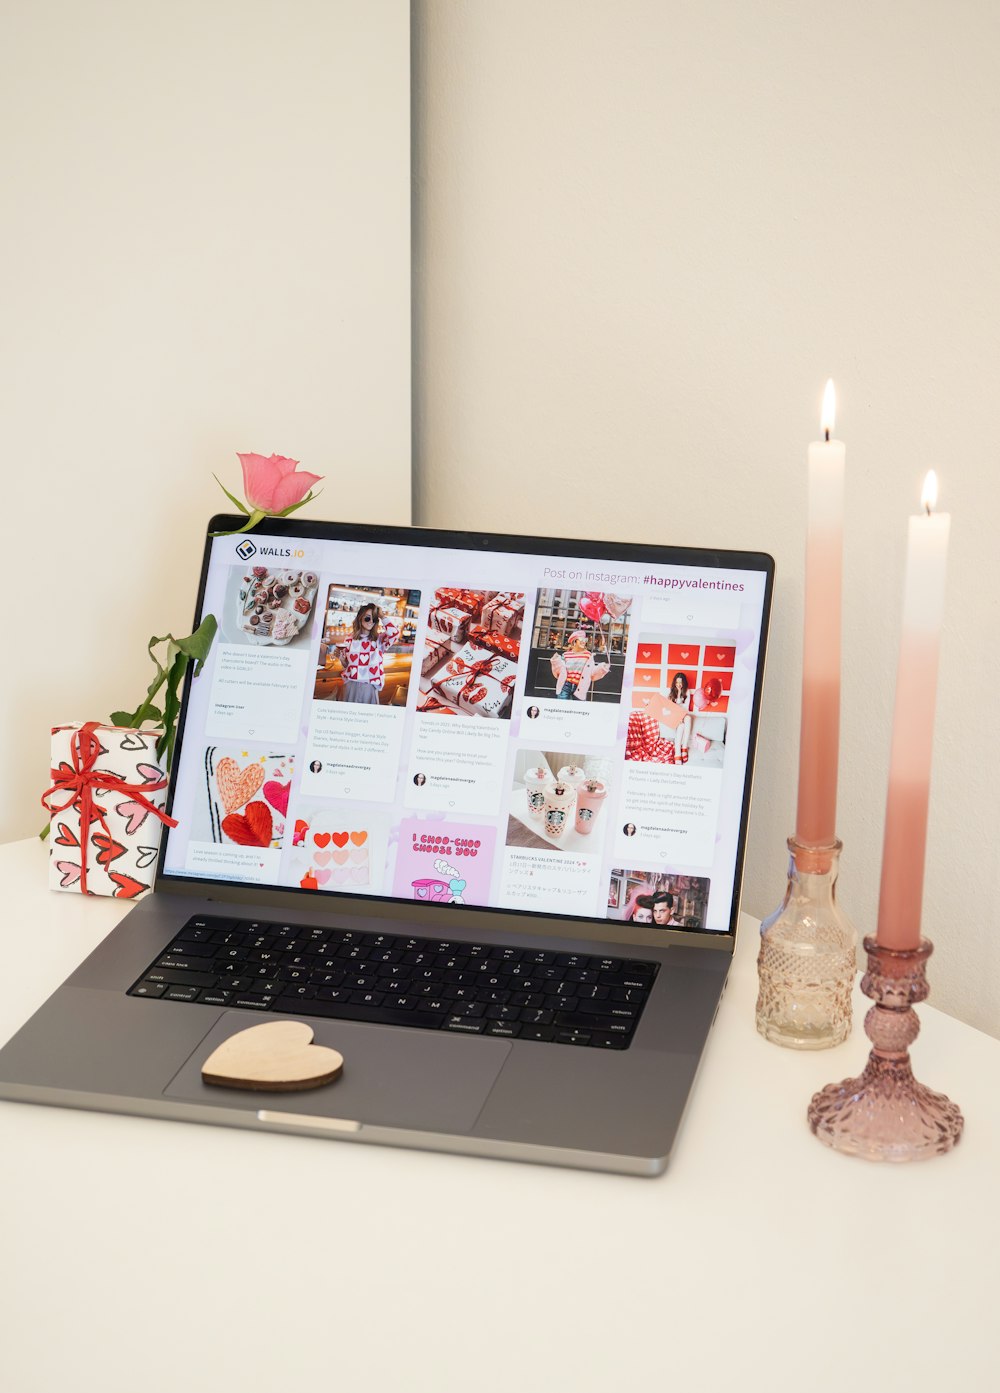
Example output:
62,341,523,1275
128,915,658,1050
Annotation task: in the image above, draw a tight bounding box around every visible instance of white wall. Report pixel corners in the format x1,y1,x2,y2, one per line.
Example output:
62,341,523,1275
412,1,1000,1036
0,1,411,835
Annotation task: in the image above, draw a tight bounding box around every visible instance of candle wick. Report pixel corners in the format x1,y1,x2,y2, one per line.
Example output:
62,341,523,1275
925,501,933,516
824,429,830,443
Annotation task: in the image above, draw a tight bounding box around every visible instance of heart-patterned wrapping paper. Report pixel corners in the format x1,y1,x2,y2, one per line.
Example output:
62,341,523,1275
47,723,170,899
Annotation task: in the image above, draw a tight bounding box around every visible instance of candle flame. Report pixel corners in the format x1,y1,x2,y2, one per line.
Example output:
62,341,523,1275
821,379,836,439
921,470,938,514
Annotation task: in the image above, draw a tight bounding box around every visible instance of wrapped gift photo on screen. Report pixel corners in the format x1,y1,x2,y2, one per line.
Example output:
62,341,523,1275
417,584,524,718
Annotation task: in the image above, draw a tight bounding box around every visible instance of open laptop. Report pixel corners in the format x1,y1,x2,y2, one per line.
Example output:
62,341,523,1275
0,516,773,1175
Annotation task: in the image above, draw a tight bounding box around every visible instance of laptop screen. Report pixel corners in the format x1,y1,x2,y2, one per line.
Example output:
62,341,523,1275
160,519,772,938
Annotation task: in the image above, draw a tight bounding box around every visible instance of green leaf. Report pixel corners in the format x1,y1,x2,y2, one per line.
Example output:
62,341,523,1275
108,615,218,771
276,489,323,518
213,474,250,515
173,614,218,677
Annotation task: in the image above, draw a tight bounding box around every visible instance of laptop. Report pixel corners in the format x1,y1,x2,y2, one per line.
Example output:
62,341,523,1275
0,516,773,1175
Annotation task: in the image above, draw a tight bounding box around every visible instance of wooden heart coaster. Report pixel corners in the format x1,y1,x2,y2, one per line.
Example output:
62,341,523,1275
201,1020,344,1092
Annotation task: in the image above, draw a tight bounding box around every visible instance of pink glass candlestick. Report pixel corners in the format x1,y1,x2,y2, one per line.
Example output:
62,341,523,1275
807,936,963,1161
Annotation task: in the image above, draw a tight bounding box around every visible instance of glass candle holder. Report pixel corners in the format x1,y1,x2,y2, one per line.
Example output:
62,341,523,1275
807,936,963,1161
756,837,857,1049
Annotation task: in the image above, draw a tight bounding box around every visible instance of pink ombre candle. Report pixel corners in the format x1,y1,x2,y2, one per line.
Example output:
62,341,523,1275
795,380,844,848
876,472,950,950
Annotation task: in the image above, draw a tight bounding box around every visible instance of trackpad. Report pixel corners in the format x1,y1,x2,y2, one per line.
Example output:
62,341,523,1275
164,1013,511,1133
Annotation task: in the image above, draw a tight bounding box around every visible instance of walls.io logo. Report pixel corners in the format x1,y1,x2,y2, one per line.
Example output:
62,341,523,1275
235,538,257,561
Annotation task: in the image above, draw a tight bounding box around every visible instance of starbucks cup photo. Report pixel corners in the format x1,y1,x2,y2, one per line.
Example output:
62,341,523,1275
542,783,576,839
574,778,607,835
524,766,555,819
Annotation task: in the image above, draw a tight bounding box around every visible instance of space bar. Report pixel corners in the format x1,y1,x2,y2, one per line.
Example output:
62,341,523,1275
274,999,446,1030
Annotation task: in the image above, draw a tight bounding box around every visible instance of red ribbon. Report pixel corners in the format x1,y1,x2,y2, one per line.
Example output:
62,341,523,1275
41,722,178,895
428,601,470,637
434,654,515,709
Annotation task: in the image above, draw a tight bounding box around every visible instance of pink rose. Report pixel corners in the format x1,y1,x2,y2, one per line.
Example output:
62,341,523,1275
237,453,323,514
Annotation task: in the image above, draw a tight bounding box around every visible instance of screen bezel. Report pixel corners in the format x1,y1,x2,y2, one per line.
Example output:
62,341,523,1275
156,513,774,951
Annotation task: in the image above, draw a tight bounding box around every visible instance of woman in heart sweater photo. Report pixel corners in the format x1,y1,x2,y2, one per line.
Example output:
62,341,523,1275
335,603,402,704
315,585,420,706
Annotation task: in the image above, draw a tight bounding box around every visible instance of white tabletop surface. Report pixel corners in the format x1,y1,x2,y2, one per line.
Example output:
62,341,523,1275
1,835,997,1392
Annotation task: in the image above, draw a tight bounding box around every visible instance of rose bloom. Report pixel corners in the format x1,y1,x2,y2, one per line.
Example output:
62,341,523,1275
238,453,323,513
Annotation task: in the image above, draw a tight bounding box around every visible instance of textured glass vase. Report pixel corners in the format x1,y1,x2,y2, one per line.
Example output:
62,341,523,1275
807,937,963,1160
756,837,857,1049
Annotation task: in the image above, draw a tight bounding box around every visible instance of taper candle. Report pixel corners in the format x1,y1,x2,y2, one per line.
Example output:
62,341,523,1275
795,380,844,847
876,472,950,950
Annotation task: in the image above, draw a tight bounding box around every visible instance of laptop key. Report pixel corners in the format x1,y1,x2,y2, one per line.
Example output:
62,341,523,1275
520,1025,555,1042
555,1030,591,1046
521,1009,554,1026
485,1021,521,1038
197,991,233,1006
230,994,276,1010
143,968,218,989
131,981,167,998
611,988,646,1005
573,998,639,1019
555,1011,634,1034
164,986,200,1002
590,1033,628,1049
443,1016,488,1034
166,940,216,958
155,955,215,973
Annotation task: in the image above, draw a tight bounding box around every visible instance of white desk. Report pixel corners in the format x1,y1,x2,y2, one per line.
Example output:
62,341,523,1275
1,836,997,1392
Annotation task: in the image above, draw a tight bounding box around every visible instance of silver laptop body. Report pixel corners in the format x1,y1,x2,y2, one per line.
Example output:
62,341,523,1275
0,517,773,1176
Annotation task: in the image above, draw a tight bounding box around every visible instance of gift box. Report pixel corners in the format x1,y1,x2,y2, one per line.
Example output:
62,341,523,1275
487,601,522,638
466,623,520,663
693,731,713,755
421,635,450,676
433,642,517,718
480,592,509,630
42,721,176,898
481,591,524,636
434,587,484,618
429,604,470,643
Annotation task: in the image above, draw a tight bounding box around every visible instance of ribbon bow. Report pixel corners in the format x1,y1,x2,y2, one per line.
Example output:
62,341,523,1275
440,655,500,699
41,722,178,895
